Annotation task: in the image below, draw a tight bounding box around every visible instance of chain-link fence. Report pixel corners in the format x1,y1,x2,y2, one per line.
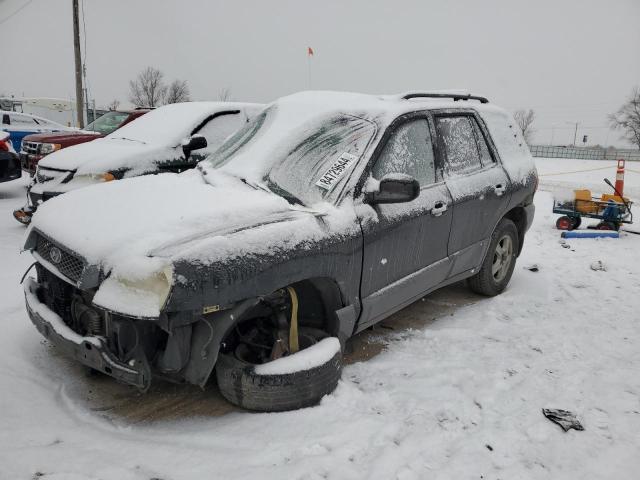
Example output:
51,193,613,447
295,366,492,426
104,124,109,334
530,145,640,161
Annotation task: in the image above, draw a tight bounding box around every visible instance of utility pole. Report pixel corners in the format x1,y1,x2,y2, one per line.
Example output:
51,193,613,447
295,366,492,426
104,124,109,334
72,0,84,128
566,121,579,147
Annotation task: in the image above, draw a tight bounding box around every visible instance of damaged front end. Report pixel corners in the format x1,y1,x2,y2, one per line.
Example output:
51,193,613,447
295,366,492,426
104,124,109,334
22,230,251,391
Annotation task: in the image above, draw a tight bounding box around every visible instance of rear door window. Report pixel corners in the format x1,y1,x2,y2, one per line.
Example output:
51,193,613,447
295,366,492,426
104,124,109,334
372,118,435,186
435,116,482,176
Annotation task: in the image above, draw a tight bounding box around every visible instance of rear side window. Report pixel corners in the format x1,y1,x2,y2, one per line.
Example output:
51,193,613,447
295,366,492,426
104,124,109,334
435,116,482,175
194,112,246,153
373,118,435,186
472,120,494,167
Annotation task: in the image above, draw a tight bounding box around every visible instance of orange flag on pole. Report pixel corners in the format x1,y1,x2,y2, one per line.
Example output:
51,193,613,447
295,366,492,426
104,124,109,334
308,47,314,56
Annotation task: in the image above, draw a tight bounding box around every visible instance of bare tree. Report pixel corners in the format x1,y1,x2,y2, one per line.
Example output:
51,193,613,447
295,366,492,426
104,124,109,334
128,67,168,107
609,87,640,149
218,87,232,102
107,99,120,111
513,109,536,144
166,80,191,104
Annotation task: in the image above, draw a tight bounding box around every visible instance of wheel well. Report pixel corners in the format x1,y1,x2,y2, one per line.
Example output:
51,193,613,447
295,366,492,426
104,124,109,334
227,277,344,338
504,206,527,255
290,277,344,338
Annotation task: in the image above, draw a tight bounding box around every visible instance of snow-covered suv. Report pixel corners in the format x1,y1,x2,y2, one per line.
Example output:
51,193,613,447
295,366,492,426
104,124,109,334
22,91,537,411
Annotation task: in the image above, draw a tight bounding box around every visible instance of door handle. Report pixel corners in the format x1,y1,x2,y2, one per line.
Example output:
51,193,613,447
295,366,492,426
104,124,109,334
494,184,506,196
431,200,448,216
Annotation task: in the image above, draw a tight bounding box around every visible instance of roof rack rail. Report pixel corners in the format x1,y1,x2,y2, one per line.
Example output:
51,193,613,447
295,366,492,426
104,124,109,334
401,92,489,104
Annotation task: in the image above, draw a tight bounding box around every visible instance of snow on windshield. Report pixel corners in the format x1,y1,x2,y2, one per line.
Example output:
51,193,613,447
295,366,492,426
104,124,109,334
205,92,381,204
108,102,239,146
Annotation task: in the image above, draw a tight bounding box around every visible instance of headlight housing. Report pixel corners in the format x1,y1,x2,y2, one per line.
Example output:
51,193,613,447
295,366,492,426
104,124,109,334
39,143,62,155
72,172,116,183
93,265,174,318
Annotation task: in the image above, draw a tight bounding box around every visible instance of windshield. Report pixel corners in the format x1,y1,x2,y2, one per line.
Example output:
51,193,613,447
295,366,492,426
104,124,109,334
207,108,376,205
85,111,129,135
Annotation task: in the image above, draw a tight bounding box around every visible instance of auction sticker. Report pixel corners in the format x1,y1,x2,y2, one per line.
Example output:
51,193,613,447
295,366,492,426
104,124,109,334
316,152,359,190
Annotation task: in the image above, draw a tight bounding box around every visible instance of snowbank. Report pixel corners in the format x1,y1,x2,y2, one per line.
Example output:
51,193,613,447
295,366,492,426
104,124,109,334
2,161,640,478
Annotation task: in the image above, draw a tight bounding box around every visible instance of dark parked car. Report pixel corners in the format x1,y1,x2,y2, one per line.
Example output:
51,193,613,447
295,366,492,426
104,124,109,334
0,130,21,183
22,91,537,411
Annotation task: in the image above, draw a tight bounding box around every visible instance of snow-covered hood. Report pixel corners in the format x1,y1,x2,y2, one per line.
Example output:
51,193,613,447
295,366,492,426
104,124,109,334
38,137,176,175
29,170,313,278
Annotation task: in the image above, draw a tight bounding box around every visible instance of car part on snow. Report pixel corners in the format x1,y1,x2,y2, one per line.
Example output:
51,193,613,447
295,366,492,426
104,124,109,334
467,218,519,296
524,264,539,272
542,408,584,432
561,230,619,239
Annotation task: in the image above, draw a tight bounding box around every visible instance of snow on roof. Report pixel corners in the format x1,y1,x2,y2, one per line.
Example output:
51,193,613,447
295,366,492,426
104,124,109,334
0,110,72,130
206,90,533,187
108,101,263,146
36,102,263,176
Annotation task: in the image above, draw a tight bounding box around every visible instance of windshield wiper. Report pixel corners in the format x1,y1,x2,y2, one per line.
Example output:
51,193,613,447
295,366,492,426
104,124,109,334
263,179,305,207
108,136,146,144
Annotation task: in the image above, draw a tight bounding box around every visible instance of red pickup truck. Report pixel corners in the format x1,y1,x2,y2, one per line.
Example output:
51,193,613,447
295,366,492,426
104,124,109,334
19,108,150,175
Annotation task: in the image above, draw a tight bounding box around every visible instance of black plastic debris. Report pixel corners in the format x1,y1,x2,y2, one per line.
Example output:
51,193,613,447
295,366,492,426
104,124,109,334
542,408,584,432
525,264,539,272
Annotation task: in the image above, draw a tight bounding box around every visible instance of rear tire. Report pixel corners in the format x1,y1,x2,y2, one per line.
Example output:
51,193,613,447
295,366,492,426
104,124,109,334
467,218,519,297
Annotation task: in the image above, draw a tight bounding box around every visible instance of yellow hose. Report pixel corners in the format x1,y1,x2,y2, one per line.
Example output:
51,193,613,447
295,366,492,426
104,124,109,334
286,286,299,353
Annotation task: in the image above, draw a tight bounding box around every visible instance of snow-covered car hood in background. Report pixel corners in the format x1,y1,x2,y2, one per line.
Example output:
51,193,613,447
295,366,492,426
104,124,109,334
37,137,176,176
28,170,352,283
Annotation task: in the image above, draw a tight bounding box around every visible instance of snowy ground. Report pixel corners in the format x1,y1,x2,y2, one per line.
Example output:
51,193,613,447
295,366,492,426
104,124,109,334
1,158,640,479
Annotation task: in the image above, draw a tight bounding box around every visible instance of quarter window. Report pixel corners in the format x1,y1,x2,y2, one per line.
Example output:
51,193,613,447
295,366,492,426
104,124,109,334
472,120,494,167
435,116,482,175
373,118,435,186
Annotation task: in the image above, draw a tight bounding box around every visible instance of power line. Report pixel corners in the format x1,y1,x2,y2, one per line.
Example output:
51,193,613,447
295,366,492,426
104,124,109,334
0,0,36,26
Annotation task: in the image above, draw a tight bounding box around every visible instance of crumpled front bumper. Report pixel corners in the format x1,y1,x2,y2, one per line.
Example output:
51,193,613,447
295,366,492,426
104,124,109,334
23,277,150,390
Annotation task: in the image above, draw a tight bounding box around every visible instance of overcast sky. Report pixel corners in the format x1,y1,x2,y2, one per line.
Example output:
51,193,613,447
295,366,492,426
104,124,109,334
1,0,639,146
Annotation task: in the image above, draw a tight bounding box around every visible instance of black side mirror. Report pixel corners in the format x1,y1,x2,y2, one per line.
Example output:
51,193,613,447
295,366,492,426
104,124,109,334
182,135,207,157
365,173,420,205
